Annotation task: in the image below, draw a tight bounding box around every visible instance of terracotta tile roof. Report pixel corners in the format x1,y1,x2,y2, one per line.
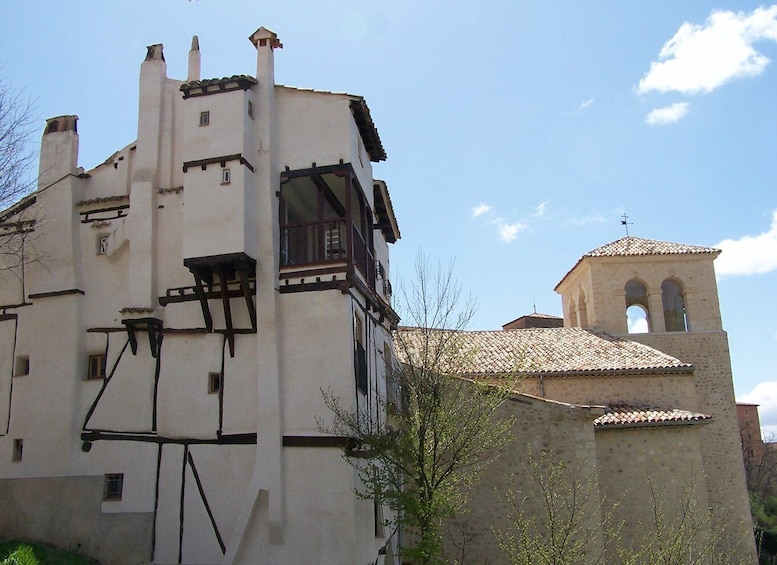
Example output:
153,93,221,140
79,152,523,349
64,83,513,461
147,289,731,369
395,327,693,377
584,236,720,258
594,403,711,428
179,75,258,99
502,312,563,330
555,236,720,290
373,180,400,243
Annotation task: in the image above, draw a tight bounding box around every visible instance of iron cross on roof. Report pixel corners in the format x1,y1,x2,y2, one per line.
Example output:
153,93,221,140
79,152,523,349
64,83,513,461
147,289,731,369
620,213,633,236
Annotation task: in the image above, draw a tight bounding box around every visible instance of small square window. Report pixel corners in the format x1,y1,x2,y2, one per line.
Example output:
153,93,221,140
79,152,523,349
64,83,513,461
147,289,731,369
97,235,109,255
208,372,221,394
221,168,231,185
104,473,124,501
14,356,29,377
247,100,254,119
12,439,23,462
87,354,107,380
199,111,210,126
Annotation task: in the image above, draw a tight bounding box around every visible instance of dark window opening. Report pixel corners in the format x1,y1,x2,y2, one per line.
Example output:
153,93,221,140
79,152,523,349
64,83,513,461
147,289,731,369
14,356,29,377
209,372,221,394
87,354,107,380
12,439,22,462
374,498,384,537
97,236,109,255
662,279,688,332
104,473,124,501
355,314,367,395
199,111,210,126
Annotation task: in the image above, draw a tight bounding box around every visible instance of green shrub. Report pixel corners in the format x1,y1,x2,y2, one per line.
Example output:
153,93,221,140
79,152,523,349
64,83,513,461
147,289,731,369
2,544,38,565
0,541,97,565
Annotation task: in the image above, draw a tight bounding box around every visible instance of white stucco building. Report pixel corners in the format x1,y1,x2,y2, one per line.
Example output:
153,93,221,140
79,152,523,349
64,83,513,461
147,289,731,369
0,28,401,565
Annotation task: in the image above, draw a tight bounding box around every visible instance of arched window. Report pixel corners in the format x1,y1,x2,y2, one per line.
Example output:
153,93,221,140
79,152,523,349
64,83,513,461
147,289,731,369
625,280,650,333
662,279,688,332
568,298,577,327
577,289,589,328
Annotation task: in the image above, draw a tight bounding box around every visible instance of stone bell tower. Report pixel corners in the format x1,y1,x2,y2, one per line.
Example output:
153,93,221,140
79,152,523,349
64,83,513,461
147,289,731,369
555,235,756,562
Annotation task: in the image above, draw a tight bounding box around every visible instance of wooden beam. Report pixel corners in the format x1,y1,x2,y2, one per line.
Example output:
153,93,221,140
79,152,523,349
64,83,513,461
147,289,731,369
217,265,235,357
191,270,213,332
237,269,257,331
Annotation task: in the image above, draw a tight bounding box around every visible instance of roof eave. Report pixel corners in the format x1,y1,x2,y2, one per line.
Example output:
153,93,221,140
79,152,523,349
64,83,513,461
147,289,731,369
349,98,386,162
595,417,711,430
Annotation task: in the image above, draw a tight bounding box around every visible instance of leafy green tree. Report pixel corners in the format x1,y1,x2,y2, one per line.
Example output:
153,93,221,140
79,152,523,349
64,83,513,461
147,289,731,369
321,255,517,565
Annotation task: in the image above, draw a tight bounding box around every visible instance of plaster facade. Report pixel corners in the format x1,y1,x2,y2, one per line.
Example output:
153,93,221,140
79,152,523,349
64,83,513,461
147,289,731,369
0,28,400,565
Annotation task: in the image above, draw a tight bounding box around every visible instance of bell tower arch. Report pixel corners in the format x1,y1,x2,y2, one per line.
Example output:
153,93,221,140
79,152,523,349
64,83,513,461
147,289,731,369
555,236,721,334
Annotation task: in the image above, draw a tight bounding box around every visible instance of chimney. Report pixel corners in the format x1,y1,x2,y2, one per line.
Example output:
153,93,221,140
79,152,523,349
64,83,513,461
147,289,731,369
187,35,200,82
127,43,167,310
30,114,83,295
249,27,281,86
38,115,79,190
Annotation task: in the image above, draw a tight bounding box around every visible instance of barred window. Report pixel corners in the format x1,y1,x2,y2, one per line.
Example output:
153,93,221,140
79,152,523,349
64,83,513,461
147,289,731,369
104,473,124,501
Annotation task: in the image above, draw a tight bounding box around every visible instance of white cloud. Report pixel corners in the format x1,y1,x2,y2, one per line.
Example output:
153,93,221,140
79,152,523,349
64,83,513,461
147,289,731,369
571,213,606,226
645,102,690,125
714,210,777,276
579,98,594,110
762,424,777,441
627,305,649,334
532,201,549,218
637,6,777,95
740,382,777,437
471,202,538,243
741,381,777,412
499,223,526,243
472,203,492,218
628,317,649,334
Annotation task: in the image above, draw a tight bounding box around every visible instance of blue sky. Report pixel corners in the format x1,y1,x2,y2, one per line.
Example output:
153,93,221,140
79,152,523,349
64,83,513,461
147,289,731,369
3,2,777,430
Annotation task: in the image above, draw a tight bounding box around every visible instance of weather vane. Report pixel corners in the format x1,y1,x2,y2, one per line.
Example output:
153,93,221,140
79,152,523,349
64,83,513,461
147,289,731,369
620,213,633,236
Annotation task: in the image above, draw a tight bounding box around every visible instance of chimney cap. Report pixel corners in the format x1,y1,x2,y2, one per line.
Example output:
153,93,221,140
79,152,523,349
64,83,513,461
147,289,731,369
249,27,282,49
44,115,78,135
145,43,165,61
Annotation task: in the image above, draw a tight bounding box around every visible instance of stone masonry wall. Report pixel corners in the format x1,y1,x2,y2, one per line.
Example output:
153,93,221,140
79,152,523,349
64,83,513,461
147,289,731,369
631,331,756,562
443,395,601,565
596,425,711,557
0,476,153,564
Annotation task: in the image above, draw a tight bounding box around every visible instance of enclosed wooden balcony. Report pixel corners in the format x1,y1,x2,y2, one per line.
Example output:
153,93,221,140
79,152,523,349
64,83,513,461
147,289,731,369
279,164,376,291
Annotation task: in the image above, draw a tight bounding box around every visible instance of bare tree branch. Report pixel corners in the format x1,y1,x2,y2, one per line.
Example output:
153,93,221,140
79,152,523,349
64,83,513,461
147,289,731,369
320,253,517,565
0,78,38,280
0,78,36,208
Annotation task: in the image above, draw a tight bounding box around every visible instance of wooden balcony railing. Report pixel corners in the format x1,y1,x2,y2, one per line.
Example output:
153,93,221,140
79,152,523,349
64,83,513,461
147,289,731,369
281,219,375,290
